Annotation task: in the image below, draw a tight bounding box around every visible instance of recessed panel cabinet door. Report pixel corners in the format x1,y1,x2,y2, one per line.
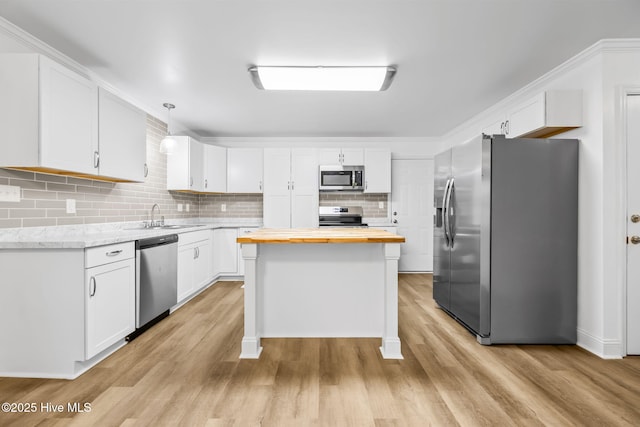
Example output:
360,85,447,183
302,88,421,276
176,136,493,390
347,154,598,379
40,56,98,174
98,88,146,182
85,259,135,359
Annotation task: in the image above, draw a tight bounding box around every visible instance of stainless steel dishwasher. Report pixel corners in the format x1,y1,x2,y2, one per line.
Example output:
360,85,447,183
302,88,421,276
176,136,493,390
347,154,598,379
128,234,178,340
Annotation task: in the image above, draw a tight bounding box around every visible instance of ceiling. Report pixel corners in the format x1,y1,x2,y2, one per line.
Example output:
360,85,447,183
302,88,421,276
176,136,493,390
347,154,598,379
1,0,640,139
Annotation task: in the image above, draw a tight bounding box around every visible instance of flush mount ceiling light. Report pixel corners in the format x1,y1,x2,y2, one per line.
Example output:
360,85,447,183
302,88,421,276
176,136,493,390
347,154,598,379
159,103,176,155
248,66,396,91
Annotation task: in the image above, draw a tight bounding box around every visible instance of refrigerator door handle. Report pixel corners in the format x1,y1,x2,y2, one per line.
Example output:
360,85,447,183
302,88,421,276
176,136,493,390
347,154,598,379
442,178,451,245
446,178,455,247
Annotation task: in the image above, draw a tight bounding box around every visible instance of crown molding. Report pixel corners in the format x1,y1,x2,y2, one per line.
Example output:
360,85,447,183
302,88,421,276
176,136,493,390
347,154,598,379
442,38,640,143
0,16,190,132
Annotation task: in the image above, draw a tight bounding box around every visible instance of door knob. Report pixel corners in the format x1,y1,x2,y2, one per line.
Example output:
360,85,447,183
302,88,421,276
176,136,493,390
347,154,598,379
632,214,640,223
631,236,640,245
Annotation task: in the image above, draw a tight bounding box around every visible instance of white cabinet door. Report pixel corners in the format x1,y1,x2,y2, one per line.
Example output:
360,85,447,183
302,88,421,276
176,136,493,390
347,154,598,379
318,148,364,165
213,228,238,275
264,148,318,228
291,148,318,227
318,148,342,165
97,88,147,182
40,55,98,175
177,243,196,302
227,148,264,193
364,148,391,193
482,115,507,136
507,92,545,138
85,258,135,359
193,239,211,292
341,148,364,165
203,144,227,193
264,148,293,228
167,136,204,192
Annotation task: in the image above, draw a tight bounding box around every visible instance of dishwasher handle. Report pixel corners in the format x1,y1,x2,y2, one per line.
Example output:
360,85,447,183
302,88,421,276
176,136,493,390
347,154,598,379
136,234,179,250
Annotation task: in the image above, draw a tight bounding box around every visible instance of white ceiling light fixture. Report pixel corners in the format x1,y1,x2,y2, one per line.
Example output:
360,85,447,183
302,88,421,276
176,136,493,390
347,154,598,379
159,103,177,155
248,66,397,91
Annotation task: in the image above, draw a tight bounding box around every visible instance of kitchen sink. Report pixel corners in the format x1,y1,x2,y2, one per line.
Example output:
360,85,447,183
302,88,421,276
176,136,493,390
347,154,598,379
124,224,196,231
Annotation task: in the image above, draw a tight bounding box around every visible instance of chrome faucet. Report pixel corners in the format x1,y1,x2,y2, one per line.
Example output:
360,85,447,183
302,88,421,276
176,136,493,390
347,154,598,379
148,203,163,227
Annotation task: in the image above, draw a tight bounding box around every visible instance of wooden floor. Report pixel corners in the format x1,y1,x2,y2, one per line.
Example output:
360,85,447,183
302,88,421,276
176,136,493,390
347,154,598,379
1,274,639,426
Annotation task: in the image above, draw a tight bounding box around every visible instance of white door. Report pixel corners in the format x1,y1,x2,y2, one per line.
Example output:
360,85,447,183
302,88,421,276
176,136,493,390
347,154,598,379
627,94,640,355
391,159,434,272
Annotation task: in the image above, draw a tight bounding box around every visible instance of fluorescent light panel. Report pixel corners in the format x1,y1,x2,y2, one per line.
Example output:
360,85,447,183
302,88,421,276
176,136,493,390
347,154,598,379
249,66,396,91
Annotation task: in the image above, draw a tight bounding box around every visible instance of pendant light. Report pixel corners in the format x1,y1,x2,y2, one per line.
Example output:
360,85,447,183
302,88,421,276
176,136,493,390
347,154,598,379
159,103,177,154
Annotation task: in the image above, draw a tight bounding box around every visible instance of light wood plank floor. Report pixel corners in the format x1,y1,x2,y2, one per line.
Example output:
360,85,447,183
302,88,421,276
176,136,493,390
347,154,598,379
1,274,639,426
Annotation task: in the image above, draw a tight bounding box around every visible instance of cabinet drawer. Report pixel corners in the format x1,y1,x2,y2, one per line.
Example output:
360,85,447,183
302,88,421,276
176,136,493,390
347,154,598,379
85,242,135,268
179,229,210,247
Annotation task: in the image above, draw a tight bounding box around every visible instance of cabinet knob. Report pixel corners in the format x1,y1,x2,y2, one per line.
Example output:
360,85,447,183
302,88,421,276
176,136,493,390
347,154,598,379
393,219,398,224
631,236,640,245
631,214,640,223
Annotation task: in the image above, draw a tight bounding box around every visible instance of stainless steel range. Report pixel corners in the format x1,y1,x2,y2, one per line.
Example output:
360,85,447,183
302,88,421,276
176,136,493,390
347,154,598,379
318,206,368,227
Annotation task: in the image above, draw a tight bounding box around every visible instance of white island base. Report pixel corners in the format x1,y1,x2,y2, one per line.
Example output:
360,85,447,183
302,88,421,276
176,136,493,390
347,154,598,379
239,241,403,360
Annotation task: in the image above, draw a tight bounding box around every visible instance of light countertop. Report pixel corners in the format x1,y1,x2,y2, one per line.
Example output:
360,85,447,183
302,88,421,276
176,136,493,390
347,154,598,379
0,218,262,249
236,227,405,244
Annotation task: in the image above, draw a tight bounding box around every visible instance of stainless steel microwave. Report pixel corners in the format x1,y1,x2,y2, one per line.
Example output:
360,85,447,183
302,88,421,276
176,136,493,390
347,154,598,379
319,165,365,191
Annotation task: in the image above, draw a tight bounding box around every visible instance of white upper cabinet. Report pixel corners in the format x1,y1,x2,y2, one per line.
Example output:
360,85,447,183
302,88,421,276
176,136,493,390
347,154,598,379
166,136,204,192
0,54,147,182
482,90,582,139
203,144,227,193
263,148,318,228
318,148,364,165
364,148,391,193
0,54,98,175
98,88,147,182
227,148,264,193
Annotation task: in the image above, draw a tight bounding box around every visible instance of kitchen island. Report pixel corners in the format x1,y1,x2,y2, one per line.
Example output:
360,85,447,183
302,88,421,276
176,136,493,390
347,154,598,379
237,228,405,359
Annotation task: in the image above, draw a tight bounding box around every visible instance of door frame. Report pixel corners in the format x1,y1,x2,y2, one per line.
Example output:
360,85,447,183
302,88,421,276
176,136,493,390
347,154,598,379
616,86,640,356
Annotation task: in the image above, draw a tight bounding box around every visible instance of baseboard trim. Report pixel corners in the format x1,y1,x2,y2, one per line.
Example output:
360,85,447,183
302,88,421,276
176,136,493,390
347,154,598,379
577,328,623,359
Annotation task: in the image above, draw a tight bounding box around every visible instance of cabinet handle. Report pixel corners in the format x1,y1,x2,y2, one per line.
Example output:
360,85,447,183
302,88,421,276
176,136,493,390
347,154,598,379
144,163,148,178
500,122,505,134
205,179,208,189
190,177,194,187
106,249,123,257
365,181,368,190
89,276,96,297
259,181,263,191
94,151,100,168
291,181,294,190
504,120,510,135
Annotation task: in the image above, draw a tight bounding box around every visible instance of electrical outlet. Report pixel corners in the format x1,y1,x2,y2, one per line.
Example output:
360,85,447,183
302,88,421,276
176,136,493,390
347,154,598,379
177,203,183,212
66,199,76,214
221,204,226,212
0,184,20,202
378,201,384,209
186,203,190,212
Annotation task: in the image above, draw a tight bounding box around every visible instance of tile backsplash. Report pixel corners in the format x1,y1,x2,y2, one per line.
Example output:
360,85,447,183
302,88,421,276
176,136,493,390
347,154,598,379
0,116,388,228
320,193,389,218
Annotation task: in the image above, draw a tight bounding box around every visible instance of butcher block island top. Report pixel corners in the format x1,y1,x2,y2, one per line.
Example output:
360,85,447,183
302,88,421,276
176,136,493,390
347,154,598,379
236,227,405,244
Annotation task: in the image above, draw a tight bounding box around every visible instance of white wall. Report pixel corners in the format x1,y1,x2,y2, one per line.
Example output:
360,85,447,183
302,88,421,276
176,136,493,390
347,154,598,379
441,40,640,358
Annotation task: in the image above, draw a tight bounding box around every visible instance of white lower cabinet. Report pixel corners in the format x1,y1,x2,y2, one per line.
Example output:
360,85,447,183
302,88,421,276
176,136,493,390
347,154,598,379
84,242,135,360
177,230,212,302
213,228,239,275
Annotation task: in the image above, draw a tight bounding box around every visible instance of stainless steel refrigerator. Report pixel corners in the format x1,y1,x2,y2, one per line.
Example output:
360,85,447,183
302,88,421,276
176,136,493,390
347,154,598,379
433,134,577,344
